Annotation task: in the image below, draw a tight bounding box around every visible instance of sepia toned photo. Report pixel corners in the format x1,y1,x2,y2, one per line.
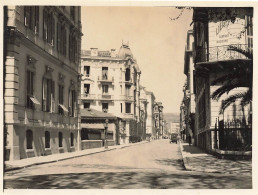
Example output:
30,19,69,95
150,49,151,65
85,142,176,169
3,2,254,190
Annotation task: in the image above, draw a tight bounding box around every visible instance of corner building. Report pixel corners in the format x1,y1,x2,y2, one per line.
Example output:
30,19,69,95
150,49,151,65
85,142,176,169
4,6,82,160
80,44,142,144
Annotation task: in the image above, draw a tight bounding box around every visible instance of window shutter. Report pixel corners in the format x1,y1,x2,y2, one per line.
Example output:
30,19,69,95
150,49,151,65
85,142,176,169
43,9,48,41
57,22,61,51
51,14,55,46
63,29,67,56
69,33,72,60
42,78,46,111
24,6,30,27
51,80,55,113
68,89,71,115
35,7,39,34
30,7,35,31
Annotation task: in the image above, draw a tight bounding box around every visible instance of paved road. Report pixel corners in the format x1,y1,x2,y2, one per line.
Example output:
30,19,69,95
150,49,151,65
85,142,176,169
4,139,252,189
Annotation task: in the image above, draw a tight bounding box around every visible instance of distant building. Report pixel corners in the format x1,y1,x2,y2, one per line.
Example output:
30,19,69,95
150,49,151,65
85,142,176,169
170,122,180,134
153,102,164,139
145,91,156,140
4,6,82,160
80,43,143,144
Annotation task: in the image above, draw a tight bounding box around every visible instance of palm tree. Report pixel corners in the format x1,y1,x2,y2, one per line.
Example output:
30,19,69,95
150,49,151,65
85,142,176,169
211,46,253,114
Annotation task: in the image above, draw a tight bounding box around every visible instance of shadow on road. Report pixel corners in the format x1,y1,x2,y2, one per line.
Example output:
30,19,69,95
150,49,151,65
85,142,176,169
4,171,252,189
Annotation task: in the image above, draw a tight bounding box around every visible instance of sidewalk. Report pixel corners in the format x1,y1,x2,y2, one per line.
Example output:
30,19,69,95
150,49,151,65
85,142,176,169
5,141,148,172
179,141,252,176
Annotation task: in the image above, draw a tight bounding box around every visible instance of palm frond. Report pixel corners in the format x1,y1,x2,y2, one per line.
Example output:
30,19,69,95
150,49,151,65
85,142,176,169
211,82,243,100
228,45,253,59
220,92,246,114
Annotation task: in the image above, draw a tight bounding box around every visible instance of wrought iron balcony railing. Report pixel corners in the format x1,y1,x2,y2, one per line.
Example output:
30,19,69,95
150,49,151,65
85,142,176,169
195,44,252,63
98,76,114,83
81,94,96,100
98,94,114,100
121,95,134,101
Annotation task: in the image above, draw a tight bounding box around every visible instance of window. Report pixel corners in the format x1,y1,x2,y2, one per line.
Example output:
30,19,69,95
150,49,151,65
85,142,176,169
70,133,74,147
26,70,34,109
84,84,90,95
69,32,78,63
69,89,77,117
42,78,55,112
45,131,50,148
58,84,64,115
24,6,39,33
84,66,90,77
246,15,253,51
125,68,130,81
26,130,33,149
102,85,109,94
70,6,75,21
57,22,67,56
43,9,55,45
121,103,123,113
102,103,108,113
120,85,122,94
125,85,131,96
58,132,63,147
84,102,90,109
102,67,108,80
126,103,131,113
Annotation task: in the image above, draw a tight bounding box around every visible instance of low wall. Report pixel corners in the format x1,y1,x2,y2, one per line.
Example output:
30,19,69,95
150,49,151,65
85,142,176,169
81,140,103,150
107,140,115,146
212,148,252,160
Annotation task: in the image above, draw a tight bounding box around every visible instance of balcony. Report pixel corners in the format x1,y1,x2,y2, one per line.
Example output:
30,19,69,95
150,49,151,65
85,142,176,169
121,95,134,102
98,94,114,101
98,76,114,84
120,78,134,85
195,44,251,64
81,94,96,100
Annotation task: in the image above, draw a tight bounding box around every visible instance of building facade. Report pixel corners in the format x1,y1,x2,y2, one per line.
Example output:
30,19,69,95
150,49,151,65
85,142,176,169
193,8,252,152
180,29,195,144
153,102,164,139
80,43,143,144
4,6,82,160
145,91,156,140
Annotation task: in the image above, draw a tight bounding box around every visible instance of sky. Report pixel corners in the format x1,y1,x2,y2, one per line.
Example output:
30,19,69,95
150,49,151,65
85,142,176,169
81,6,193,114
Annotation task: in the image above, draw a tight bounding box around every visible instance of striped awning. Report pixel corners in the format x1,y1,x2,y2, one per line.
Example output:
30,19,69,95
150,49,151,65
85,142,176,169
59,104,69,112
30,97,40,105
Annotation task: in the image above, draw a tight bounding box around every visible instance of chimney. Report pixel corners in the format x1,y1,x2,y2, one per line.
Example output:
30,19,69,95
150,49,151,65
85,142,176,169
111,49,116,58
90,48,98,57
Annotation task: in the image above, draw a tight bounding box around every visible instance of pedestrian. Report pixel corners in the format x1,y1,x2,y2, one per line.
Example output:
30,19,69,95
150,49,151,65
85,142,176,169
188,134,191,146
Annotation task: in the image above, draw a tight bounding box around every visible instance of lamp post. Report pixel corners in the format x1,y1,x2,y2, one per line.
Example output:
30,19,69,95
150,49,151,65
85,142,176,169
104,119,109,149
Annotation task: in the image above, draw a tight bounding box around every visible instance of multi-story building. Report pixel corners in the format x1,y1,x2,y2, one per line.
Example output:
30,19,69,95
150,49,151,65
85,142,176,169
153,102,164,139
139,86,148,141
4,6,82,161
193,8,252,152
181,28,195,144
145,90,156,140
80,43,142,144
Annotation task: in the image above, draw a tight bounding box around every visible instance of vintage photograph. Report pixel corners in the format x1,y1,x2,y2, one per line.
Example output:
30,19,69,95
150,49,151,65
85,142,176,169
3,3,253,189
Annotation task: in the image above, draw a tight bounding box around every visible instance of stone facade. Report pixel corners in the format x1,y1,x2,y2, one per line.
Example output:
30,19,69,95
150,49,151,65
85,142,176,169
4,6,82,161
80,44,143,144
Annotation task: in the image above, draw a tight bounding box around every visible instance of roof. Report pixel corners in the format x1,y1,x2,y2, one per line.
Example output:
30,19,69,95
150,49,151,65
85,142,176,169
117,43,133,59
81,108,117,119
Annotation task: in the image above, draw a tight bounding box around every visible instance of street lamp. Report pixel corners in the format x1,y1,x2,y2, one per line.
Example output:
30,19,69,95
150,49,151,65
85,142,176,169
104,119,109,149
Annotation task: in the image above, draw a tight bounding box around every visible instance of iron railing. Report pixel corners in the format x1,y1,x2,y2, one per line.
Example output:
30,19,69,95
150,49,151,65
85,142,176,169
196,44,251,63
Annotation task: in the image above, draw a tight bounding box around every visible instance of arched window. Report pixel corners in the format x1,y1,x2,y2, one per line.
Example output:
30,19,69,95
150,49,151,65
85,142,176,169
70,133,74,147
26,130,33,149
58,132,63,147
125,68,130,81
45,131,50,148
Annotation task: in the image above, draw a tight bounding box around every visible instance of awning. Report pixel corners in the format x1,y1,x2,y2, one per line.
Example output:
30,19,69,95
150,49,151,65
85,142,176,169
81,123,105,129
59,104,69,112
30,97,40,105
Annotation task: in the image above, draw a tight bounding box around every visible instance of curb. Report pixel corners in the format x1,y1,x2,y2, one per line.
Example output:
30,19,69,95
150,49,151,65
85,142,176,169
179,141,221,174
5,141,148,172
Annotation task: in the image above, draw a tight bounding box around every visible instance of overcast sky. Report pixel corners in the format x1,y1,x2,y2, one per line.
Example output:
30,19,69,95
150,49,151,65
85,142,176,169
81,6,193,114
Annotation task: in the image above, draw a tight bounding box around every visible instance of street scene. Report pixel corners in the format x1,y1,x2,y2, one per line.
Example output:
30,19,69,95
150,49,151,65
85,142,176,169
3,4,253,190
4,140,252,189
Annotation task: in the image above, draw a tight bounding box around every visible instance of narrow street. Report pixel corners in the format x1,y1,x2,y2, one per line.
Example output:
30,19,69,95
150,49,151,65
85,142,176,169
4,140,252,189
